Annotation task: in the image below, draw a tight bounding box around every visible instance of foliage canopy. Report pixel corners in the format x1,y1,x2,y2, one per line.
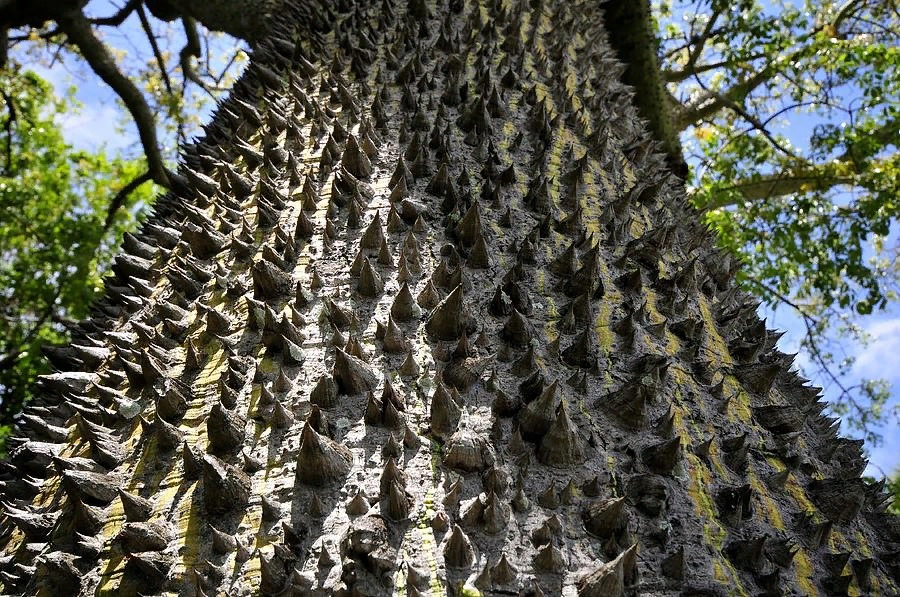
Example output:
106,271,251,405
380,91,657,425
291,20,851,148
0,68,156,437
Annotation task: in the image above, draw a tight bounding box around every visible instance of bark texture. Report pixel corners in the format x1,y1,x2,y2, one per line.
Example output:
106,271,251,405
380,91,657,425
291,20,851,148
1,0,899,595
602,0,686,177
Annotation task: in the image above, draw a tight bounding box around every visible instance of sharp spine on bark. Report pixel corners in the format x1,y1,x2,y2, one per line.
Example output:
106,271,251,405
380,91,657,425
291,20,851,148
426,284,467,340
641,437,681,475
202,455,250,514
538,401,587,467
391,282,420,321
333,348,377,395
583,497,627,539
296,421,352,485
430,380,461,441
443,525,475,568
519,380,560,439
346,488,370,516
576,543,638,597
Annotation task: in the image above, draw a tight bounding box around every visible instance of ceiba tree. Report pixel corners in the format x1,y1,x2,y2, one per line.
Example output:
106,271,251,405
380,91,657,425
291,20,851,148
0,0,898,595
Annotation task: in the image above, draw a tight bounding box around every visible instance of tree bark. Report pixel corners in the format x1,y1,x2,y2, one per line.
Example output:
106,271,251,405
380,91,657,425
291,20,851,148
0,0,898,596
602,0,687,177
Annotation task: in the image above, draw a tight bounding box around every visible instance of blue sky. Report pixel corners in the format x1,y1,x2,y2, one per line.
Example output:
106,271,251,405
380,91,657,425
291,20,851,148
15,0,900,477
764,303,900,476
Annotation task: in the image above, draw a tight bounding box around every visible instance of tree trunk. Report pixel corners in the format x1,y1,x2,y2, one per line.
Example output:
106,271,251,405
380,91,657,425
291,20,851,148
1,0,898,595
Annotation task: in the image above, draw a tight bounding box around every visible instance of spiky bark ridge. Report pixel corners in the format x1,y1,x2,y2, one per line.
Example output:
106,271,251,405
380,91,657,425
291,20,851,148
1,0,898,594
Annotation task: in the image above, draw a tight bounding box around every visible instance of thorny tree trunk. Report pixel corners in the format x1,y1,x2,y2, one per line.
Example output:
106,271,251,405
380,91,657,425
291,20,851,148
1,0,899,595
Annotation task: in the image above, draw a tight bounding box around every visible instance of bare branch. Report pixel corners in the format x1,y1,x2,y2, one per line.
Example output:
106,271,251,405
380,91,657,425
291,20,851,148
7,28,63,42
179,15,222,96
136,3,186,146
212,48,242,85
664,53,767,83
56,9,171,187
103,170,153,230
90,0,143,27
136,4,174,97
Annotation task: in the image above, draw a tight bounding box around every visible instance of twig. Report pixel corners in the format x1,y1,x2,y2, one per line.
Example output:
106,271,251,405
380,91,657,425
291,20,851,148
213,48,242,85
135,3,186,146
712,90,804,160
136,4,174,98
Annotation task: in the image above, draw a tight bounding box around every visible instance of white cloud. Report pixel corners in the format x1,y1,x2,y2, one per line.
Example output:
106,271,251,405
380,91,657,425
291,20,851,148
866,439,900,477
57,102,130,152
853,317,900,379
851,316,900,476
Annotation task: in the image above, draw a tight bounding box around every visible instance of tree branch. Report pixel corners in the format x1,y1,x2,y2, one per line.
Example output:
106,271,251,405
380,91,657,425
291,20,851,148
699,113,900,209
664,53,767,83
675,7,724,81
103,170,153,231
179,15,221,96
136,4,173,97
703,167,857,209
0,27,7,67
674,64,777,131
830,0,865,34
670,1,869,131
56,8,171,187
145,0,279,43
90,0,142,27
684,67,807,163
135,3,186,146
1,88,15,175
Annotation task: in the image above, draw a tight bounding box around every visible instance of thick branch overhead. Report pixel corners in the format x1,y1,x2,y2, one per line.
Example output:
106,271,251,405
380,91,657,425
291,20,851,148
56,8,171,187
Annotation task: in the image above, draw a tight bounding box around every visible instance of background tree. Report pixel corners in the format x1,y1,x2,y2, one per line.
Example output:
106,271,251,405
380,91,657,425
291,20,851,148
0,0,251,437
653,0,900,448
0,68,155,439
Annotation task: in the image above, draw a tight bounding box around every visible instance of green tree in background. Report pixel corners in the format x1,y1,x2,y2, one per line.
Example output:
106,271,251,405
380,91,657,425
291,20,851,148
0,69,156,442
653,0,900,448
